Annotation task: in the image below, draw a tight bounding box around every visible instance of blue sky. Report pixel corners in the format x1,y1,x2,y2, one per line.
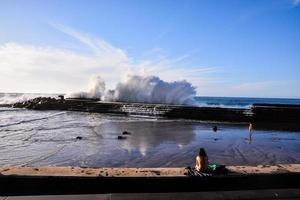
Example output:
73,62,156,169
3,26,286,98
0,0,299,98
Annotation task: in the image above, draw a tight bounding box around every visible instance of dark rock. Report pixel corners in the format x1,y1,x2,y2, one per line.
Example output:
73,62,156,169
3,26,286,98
13,97,59,110
213,126,218,132
58,95,65,100
76,136,82,140
122,131,131,135
117,136,126,140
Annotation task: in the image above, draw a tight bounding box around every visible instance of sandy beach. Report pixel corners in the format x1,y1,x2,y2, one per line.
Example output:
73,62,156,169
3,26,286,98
1,164,300,177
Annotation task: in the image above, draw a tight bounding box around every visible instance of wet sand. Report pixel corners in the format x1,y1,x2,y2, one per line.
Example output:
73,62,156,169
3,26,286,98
0,109,299,167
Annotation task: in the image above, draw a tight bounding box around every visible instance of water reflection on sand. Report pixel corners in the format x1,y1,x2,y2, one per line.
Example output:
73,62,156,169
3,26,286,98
98,121,196,156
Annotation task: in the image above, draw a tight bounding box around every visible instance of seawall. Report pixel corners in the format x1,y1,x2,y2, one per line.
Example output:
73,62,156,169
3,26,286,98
0,165,299,195
10,97,300,130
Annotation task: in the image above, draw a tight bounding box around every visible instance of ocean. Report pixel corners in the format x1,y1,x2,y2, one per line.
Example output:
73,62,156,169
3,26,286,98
194,96,300,108
0,93,300,167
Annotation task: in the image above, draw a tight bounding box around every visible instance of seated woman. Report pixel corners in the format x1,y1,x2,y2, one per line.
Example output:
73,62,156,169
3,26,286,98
195,148,209,172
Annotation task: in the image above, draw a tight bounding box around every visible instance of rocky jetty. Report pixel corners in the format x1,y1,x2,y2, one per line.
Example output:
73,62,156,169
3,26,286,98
13,97,60,110
12,97,250,121
252,103,300,123
9,97,300,130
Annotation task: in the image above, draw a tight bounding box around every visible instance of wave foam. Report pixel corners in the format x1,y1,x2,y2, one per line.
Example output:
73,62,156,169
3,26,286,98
1,75,197,106
67,76,105,100
104,75,196,105
0,93,57,105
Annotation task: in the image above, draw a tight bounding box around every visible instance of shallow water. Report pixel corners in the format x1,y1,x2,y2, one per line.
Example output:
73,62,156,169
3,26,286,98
0,107,299,167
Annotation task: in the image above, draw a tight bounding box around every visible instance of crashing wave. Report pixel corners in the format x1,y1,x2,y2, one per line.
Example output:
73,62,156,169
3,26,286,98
0,93,57,105
104,75,196,105
67,76,105,100
1,75,197,106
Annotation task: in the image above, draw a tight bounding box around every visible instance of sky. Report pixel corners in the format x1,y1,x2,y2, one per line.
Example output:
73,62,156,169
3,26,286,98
0,0,299,98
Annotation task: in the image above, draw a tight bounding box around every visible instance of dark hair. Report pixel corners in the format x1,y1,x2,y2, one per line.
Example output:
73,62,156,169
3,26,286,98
199,148,207,157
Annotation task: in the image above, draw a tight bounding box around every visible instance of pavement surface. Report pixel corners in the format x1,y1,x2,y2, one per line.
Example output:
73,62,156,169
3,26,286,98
1,189,300,200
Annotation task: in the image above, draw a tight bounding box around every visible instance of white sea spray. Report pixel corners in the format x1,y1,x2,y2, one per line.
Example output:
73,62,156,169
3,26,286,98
68,75,196,105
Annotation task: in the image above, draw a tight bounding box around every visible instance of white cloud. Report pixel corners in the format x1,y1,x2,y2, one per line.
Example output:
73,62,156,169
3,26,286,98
0,25,219,94
0,42,126,93
52,23,130,65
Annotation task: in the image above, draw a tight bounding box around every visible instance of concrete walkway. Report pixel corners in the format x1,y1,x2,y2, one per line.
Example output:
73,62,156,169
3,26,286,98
1,189,300,200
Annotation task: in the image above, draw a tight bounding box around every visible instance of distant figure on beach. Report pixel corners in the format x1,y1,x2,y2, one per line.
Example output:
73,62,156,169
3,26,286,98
249,123,253,133
248,131,253,144
195,148,209,172
248,123,253,144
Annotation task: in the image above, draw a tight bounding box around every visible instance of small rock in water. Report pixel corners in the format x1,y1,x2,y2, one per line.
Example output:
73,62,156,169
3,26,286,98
213,126,218,132
117,135,127,140
58,95,65,100
122,131,131,135
76,136,83,140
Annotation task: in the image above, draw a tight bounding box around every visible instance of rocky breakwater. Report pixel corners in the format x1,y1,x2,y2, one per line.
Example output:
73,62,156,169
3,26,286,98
12,97,125,114
10,97,300,130
13,97,63,110
251,103,300,130
252,104,300,123
11,97,251,122
164,105,251,122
